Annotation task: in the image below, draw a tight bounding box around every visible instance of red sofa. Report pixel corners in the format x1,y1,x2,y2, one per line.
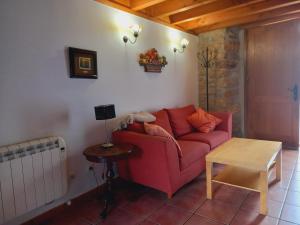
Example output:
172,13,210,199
112,105,232,198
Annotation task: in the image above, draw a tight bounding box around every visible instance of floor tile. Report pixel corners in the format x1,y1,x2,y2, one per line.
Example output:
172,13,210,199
289,180,300,192
269,178,291,190
138,220,158,225
241,193,283,218
281,204,300,224
285,190,300,207
268,186,288,202
24,149,300,225
119,192,165,220
167,190,206,213
195,199,239,224
148,204,192,225
179,180,207,199
230,209,279,225
50,200,100,225
295,163,300,172
79,200,104,224
99,208,144,225
293,172,300,181
278,220,299,225
184,214,224,225
145,189,168,201
282,150,299,158
283,169,295,178
269,170,293,190
246,186,287,204
282,151,299,163
49,217,91,225
213,185,249,206
282,163,296,171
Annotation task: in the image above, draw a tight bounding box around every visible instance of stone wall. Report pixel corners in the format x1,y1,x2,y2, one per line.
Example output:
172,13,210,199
198,27,245,136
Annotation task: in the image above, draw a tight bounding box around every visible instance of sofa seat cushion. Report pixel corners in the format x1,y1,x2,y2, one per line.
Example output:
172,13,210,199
178,140,210,170
179,131,229,149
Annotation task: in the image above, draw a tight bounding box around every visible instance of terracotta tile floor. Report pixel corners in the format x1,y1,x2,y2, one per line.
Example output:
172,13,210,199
37,150,300,225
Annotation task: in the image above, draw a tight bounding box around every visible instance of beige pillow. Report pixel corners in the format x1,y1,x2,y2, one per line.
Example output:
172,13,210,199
127,112,156,124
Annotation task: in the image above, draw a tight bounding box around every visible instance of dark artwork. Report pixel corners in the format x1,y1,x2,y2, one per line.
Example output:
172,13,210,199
69,47,98,79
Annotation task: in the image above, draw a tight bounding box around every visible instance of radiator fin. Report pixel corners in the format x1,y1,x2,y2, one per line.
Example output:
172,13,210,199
0,137,68,224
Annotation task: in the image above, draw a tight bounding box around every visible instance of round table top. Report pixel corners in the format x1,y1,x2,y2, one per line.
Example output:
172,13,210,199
83,143,137,163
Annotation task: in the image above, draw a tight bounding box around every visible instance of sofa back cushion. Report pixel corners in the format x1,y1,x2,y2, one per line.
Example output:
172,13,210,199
144,123,183,157
152,109,174,137
166,105,196,137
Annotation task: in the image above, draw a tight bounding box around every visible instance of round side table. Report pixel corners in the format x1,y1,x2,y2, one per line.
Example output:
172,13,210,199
83,143,137,219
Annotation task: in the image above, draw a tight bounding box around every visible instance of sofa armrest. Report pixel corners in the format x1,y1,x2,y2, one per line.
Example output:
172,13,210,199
112,130,180,194
210,112,232,138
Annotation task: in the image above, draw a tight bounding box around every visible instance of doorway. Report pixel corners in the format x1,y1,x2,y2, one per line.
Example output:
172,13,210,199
246,21,300,149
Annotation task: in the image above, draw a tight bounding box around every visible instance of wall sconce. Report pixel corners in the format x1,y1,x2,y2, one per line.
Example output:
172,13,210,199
123,24,142,45
173,38,189,53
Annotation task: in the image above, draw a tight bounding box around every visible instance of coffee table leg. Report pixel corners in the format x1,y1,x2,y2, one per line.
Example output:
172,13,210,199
276,149,282,181
260,171,268,215
206,161,213,199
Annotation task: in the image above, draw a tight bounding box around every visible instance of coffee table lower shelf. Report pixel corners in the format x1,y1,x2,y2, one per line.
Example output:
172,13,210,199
212,163,275,192
212,166,261,192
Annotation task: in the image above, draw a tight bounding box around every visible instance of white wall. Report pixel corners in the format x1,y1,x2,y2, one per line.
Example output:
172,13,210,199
0,0,198,223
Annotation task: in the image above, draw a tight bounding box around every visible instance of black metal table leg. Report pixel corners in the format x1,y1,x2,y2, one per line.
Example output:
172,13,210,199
100,160,115,219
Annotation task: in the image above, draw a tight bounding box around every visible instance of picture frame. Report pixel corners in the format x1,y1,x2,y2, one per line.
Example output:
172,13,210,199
69,47,98,79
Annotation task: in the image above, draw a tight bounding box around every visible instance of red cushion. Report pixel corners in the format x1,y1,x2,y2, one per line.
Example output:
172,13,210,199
179,131,229,149
127,122,145,133
178,140,210,170
152,110,174,137
166,105,196,137
187,108,222,133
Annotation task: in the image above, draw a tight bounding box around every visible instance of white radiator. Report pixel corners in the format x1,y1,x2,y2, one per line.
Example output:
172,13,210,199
0,137,68,224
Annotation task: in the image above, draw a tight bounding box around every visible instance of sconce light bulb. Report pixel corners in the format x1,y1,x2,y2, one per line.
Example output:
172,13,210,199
133,31,139,38
181,38,189,48
123,36,128,44
130,24,142,34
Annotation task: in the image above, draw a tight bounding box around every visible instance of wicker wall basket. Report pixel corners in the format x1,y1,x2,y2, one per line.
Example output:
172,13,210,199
143,64,163,73
139,48,167,73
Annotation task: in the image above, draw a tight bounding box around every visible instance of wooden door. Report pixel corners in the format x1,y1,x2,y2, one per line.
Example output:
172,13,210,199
246,21,300,149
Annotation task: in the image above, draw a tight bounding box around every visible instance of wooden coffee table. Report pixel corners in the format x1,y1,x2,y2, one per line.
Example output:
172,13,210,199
205,138,282,215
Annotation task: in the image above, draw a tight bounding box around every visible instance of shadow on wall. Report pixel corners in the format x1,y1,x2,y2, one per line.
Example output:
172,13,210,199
19,101,70,143
84,115,126,146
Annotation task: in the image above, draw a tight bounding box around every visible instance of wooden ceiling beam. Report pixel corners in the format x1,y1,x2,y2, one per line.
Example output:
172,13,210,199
145,0,218,18
180,0,300,30
192,4,300,33
130,0,168,11
95,0,196,35
170,0,263,25
243,12,300,28
110,0,130,7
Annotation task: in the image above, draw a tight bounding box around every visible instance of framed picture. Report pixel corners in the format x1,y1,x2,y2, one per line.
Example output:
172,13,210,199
69,47,98,79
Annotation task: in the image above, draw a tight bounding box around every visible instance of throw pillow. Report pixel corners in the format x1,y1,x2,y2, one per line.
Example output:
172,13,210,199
187,108,222,133
144,123,183,158
165,105,196,137
127,112,156,123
